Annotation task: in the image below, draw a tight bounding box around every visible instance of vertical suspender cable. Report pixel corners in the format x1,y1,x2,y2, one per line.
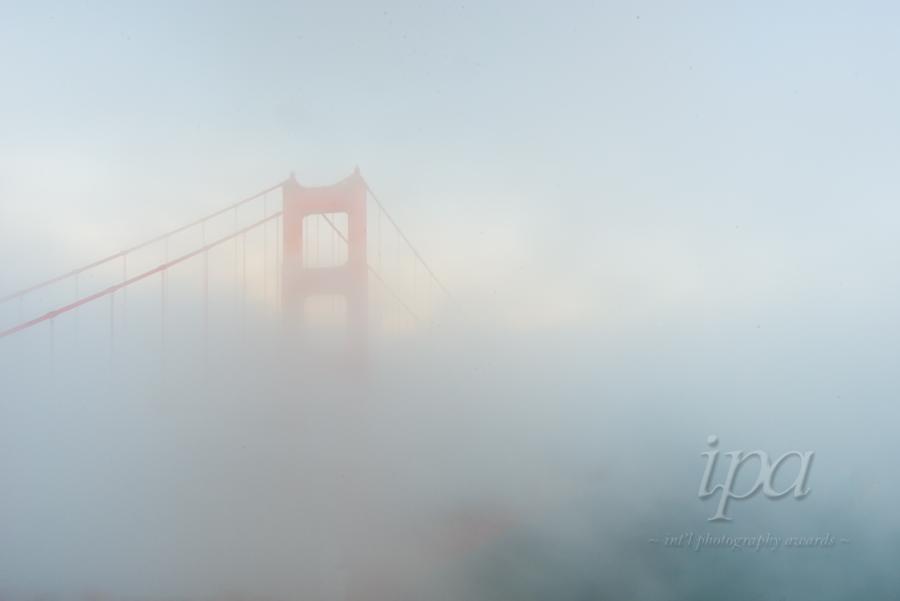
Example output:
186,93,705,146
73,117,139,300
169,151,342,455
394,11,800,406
276,213,282,313
160,270,165,372
234,207,239,319
241,231,247,326
204,248,209,363
332,221,337,313
203,221,209,364
122,253,128,330
377,206,383,329
263,194,268,305
161,236,168,371
49,318,55,376
74,275,79,342
109,291,115,365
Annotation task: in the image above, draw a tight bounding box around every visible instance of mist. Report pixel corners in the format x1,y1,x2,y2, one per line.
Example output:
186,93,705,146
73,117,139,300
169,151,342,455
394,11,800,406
4,0,900,599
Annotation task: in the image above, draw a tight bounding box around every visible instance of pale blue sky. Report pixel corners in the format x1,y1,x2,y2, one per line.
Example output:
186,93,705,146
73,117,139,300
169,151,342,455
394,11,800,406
2,0,900,329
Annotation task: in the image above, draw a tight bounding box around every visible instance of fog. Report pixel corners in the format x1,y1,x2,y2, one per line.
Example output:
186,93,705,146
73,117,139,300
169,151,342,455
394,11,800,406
2,275,898,599
3,0,900,599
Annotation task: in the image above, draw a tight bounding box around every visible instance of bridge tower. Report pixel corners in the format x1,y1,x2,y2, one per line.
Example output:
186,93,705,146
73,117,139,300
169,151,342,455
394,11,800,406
281,169,368,360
